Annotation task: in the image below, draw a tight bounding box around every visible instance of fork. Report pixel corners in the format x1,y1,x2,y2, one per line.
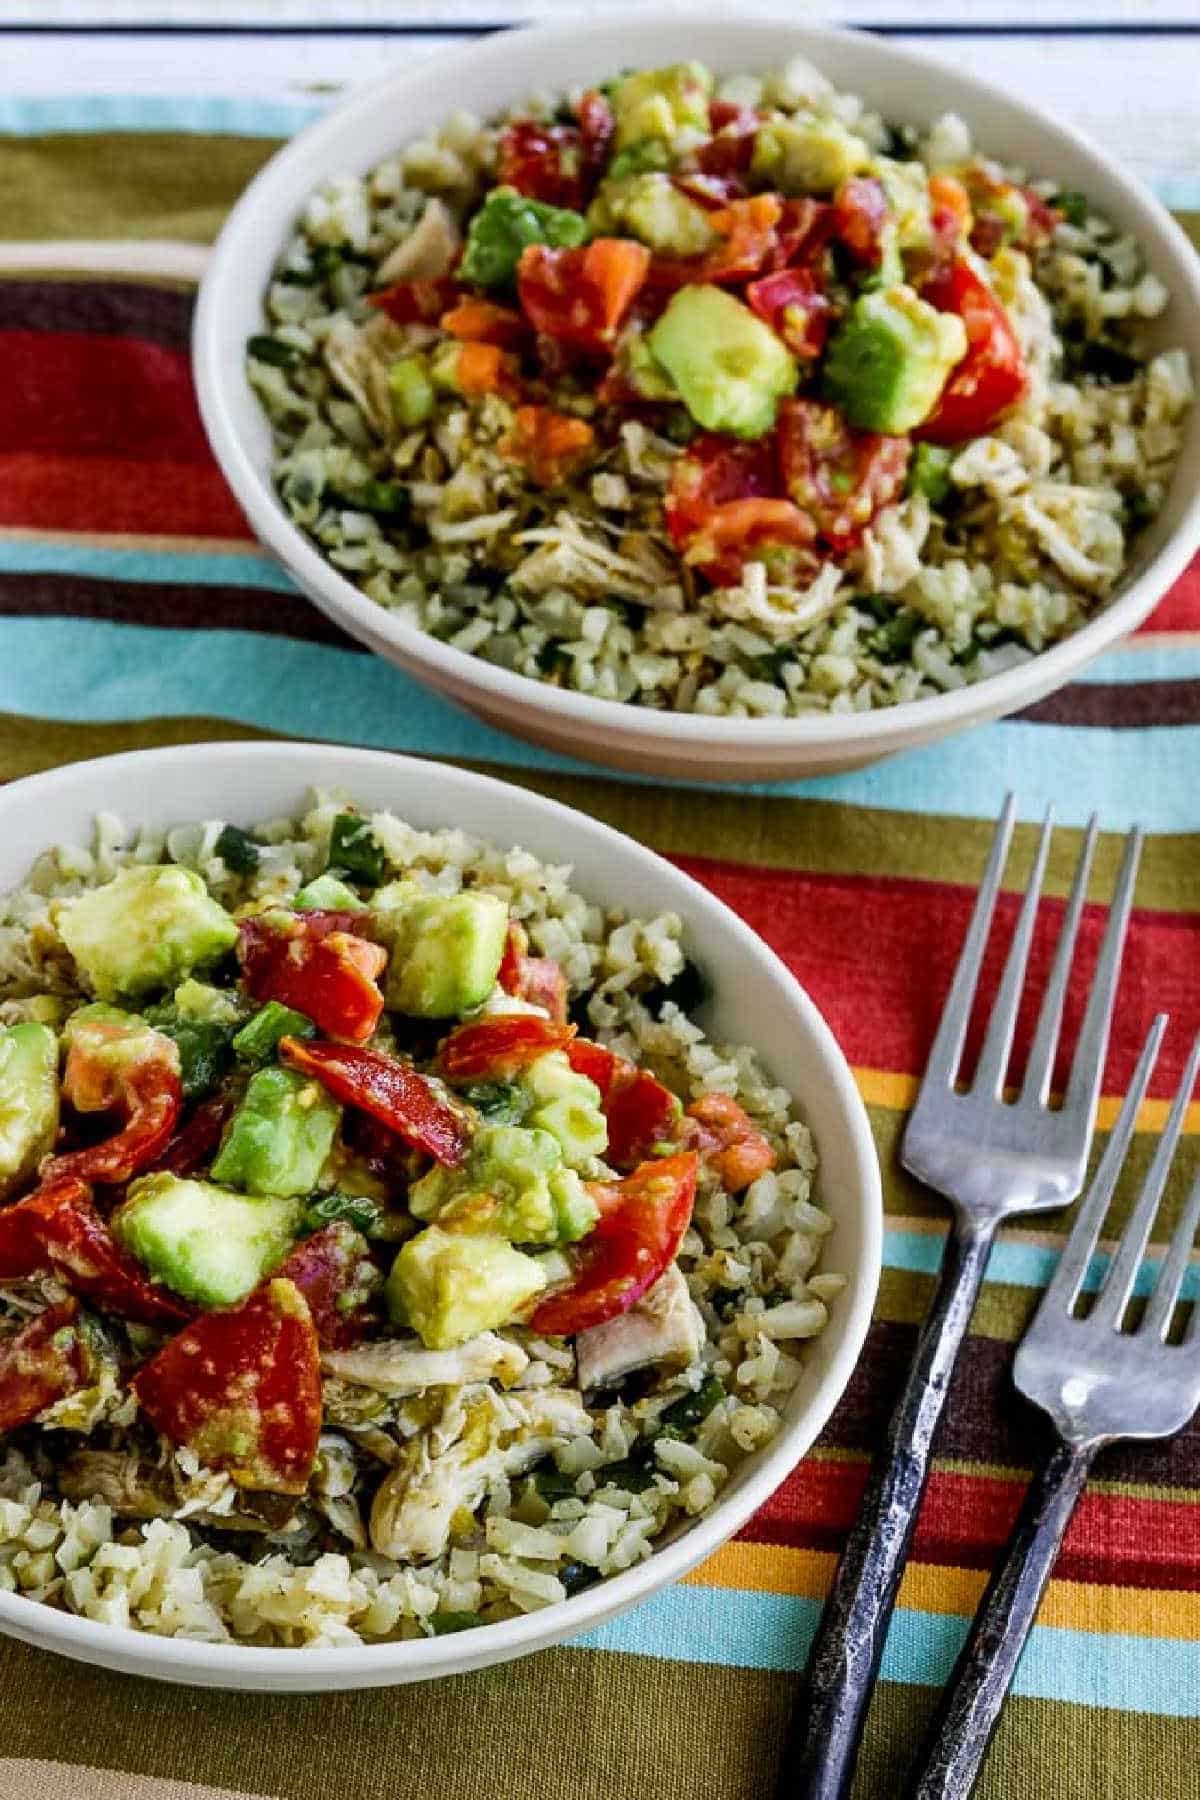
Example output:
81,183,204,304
787,797,1143,1799
905,1018,1200,1798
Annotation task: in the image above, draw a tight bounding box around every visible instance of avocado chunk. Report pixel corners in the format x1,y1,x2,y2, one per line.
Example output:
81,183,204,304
594,172,717,257
647,285,798,439
58,864,239,1001
210,1065,341,1198
386,892,508,1019
170,980,243,1027
520,1051,608,1167
822,284,968,434
410,1122,600,1246
114,1173,302,1308
751,114,870,195
459,188,588,289
0,1022,59,1200
386,1225,547,1349
292,873,362,912
612,61,713,152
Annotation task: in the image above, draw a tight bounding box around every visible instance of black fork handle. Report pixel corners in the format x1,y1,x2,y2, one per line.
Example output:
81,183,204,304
904,1438,1094,1799
783,1215,997,1800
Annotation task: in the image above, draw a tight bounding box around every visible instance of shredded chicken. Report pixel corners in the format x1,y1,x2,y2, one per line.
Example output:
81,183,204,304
323,312,410,437
511,510,680,604
373,198,461,286
576,1265,703,1390
321,1332,529,1395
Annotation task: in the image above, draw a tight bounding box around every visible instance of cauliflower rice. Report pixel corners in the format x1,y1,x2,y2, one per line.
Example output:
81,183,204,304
0,792,838,1648
248,56,1192,721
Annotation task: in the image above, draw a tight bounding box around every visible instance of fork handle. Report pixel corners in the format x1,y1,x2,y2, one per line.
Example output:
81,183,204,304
905,1439,1095,1799
783,1215,997,1800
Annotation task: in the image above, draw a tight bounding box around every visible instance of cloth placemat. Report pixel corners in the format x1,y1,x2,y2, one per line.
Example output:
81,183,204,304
1,15,1200,1799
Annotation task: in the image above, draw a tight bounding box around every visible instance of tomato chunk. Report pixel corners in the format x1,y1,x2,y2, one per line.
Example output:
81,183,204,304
683,1092,776,1192
530,1152,698,1335
0,1299,93,1433
237,911,386,1044
915,257,1028,443
369,274,461,326
565,1039,681,1171
496,923,570,1025
0,1176,192,1326
498,118,588,211
46,1020,182,1186
132,1277,321,1494
832,176,889,266
498,404,595,487
279,1037,469,1167
745,267,831,360
272,1222,379,1350
664,433,816,587
440,1015,574,1083
440,298,528,346
576,89,615,183
649,193,784,292
152,1094,234,1178
518,239,651,353
777,398,910,553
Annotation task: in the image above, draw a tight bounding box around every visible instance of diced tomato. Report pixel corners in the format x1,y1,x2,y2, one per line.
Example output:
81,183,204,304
369,274,461,326
0,1299,93,1433
517,239,651,353
664,433,777,545
832,176,889,266
46,1024,182,1187
565,1039,682,1171
272,1222,379,1350
498,118,587,211
499,404,595,488
664,433,816,587
496,922,570,1024
152,1094,234,1178
132,1277,321,1494
576,89,615,182
674,171,745,210
0,1176,192,1326
440,1014,574,1083
237,911,386,1044
279,1037,469,1167
745,266,831,359
1019,186,1062,249
440,299,528,346
915,257,1028,444
693,105,759,182
708,98,755,132
928,174,972,239
452,340,522,398
703,193,784,281
530,1152,698,1335
777,398,910,553
685,499,818,589
497,921,528,995
683,1092,776,1192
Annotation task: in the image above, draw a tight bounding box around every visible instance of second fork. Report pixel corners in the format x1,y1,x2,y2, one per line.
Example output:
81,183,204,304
785,799,1143,1800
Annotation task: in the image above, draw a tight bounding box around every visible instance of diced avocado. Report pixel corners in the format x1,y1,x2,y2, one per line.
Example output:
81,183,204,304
293,873,362,912
605,137,673,183
751,114,870,195
597,173,717,257
386,892,508,1019
0,1023,59,1201
114,1173,302,1308
389,354,436,428
647,285,798,439
459,187,588,290
386,1225,547,1349
170,980,243,1027
58,865,239,1001
410,1122,599,1246
232,1000,316,1065
907,442,953,504
875,157,934,253
430,339,468,396
822,284,968,434
328,811,387,887
210,1065,341,1198
520,1051,608,1167
612,62,713,152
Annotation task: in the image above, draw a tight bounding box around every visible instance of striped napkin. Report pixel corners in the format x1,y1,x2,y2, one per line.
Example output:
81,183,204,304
2,16,1200,1799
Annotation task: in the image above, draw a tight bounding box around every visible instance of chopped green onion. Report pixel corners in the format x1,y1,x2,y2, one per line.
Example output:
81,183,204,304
429,1611,483,1636
215,824,261,874
301,1191,385,1237
246,334,302,368
1051,190,1089,228
657,1373,725,1436
328,812,386,886
906,442,953,505
233,1000,316,1065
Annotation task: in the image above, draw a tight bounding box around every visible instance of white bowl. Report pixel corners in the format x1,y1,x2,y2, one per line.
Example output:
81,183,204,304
193,14,1200,784
0,742,881,1690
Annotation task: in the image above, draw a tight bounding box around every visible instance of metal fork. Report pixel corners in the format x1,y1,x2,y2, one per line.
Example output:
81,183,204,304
906,1018,1200,1798
787,797,1143,1799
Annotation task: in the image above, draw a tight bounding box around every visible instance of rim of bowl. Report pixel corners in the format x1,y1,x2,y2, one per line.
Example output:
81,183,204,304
0,740,882,1679
193,12,1200,757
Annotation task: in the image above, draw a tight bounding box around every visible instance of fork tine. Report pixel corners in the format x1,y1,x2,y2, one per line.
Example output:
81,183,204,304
1137,1034,1200,1340
1021,815,1098,1107
972,807,1054,1098
921,794,1016,1089
1090,1031,1200,1329
1041,1014,1167,1314
1059,826,1144,1130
